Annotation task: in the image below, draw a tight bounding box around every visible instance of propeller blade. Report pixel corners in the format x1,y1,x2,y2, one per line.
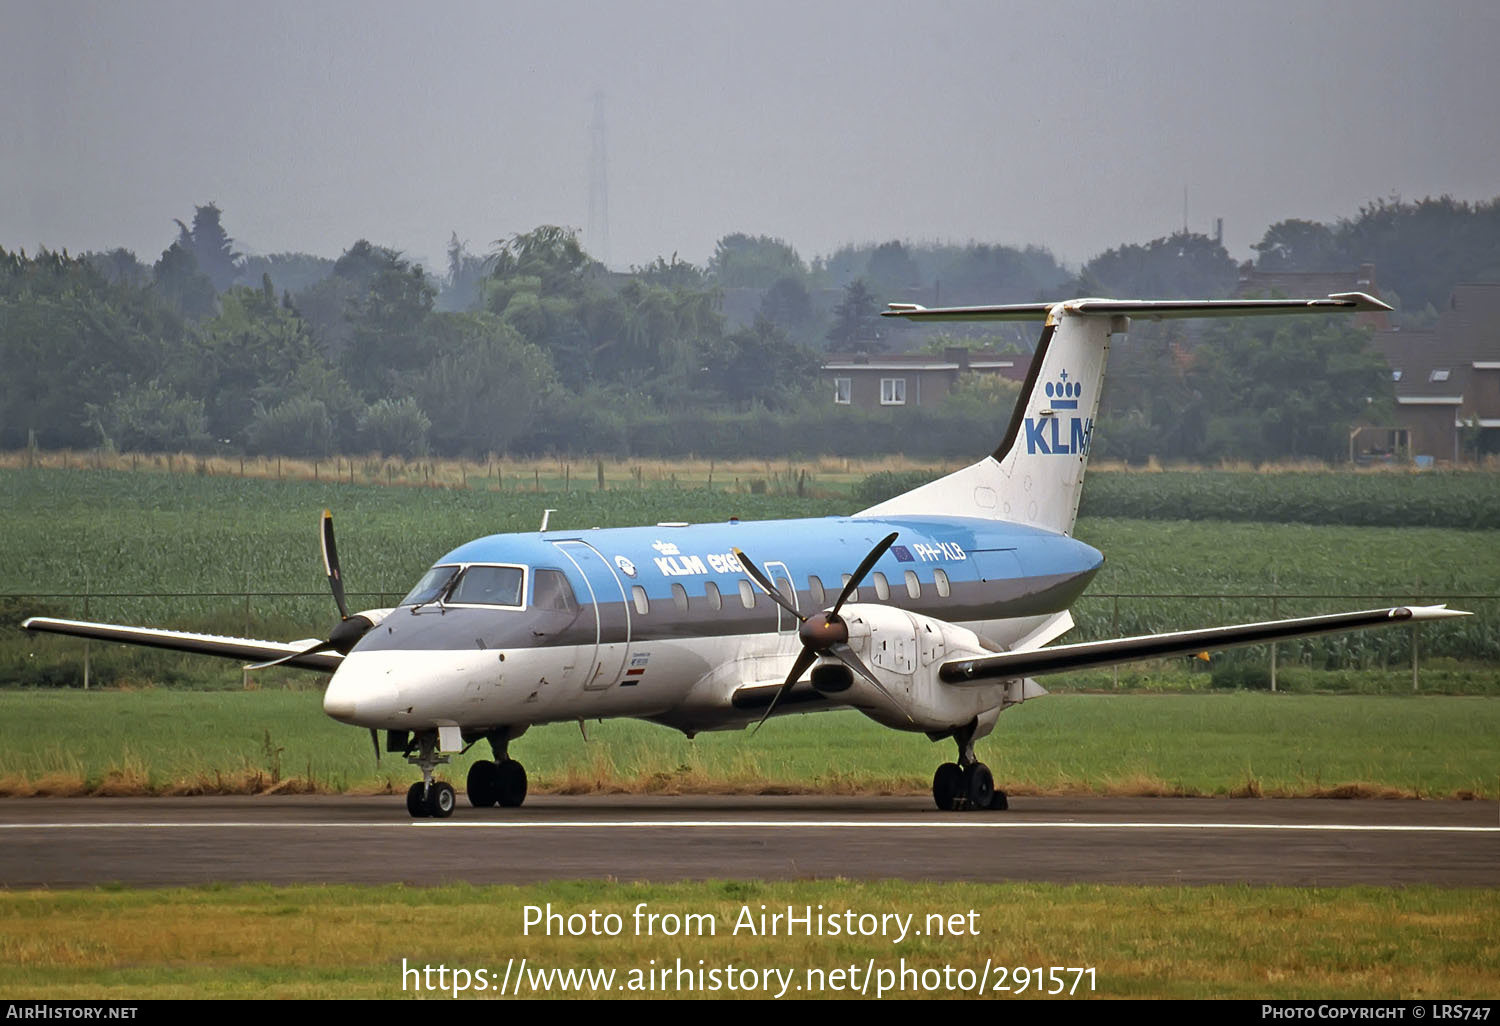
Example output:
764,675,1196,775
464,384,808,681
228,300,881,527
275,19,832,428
732,547,804,622
831,532,898,615
369,728,381,765
752,646,817,735
245,638,336,671
828,642,912,722
321,509,350,621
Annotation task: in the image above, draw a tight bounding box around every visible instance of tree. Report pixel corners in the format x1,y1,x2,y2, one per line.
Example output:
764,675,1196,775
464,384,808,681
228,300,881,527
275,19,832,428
338,243,437,398
826,279,880,349
1252,219,1341,271
1197,317,1394,461
153,242,217,320
707,233,807,287
758,275,814,341
408,313,557,455
436,233,493,313
173,203,241,292
195,285,329,445
864,240,921,297
1076,231,1237,299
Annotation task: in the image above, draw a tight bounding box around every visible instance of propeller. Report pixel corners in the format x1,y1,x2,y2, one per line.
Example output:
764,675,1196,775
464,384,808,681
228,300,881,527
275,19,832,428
246,510,375,670
733,531,908,732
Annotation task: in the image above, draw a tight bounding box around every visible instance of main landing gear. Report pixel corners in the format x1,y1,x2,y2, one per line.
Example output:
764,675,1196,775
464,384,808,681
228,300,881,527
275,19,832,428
932,721,1008,812
466,733,528,809
402,730,529,818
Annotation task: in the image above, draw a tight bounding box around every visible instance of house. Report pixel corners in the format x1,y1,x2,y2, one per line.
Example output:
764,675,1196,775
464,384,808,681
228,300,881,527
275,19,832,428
1372,283,1500,463
820,348,1025,410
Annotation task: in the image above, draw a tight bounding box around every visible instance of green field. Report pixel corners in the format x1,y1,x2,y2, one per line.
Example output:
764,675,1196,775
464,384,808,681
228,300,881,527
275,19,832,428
1,690,1495,799
2,881,1496,999
3,466,1498,687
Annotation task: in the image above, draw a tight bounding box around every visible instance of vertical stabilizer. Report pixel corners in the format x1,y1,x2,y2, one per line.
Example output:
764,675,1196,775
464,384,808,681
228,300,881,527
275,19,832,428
860,292,1390,536
856,304,1114,535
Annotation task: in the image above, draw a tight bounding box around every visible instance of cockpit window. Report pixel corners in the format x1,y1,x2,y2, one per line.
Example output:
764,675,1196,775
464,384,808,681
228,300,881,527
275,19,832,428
532,569,578,613
399,565,460,606
448,565,525,607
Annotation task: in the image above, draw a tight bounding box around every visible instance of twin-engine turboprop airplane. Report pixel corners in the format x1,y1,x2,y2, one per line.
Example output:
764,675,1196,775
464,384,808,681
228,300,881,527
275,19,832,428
24,292,1469,818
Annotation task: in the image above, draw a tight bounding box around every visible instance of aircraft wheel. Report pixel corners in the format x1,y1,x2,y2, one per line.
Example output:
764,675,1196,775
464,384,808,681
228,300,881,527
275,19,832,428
406,782,430,819
932,762,963,811
987,789,1009,811
426,781,457,819
965,763,995,810
467,760,500,807
497,759,528,808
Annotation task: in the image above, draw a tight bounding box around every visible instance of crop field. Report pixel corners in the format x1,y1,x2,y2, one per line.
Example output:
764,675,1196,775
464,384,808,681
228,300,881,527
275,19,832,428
3,466,1498,687
1,690,1495,799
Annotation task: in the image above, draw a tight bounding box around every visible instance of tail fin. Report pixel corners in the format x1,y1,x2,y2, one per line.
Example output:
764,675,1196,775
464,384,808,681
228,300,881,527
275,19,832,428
857,293,1391,537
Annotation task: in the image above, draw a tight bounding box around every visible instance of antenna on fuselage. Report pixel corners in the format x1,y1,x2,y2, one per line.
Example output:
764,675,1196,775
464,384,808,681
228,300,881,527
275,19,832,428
539,509,557,532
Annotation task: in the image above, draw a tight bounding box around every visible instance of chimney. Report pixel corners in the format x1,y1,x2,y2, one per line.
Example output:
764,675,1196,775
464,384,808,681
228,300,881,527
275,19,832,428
944,346,970,369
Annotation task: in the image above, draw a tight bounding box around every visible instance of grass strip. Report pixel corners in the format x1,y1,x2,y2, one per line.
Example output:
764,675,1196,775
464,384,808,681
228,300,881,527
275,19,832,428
1,881,1496,999
0,691,1496,799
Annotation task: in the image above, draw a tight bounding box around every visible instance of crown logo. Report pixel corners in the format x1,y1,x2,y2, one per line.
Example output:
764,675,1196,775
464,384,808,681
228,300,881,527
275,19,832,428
1044,370,1081,409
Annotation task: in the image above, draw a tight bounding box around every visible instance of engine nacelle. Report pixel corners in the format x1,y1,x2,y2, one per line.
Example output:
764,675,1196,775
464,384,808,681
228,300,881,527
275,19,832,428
820,604,1038,733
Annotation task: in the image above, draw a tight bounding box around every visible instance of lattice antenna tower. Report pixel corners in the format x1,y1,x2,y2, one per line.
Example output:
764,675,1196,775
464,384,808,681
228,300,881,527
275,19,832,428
587,90,610,267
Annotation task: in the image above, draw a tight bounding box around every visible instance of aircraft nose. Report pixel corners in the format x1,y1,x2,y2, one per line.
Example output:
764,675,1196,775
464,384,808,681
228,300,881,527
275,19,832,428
323,659,400,725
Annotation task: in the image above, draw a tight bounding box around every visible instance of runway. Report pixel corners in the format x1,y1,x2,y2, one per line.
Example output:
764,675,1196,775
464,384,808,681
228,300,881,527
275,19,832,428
1,795,1496,888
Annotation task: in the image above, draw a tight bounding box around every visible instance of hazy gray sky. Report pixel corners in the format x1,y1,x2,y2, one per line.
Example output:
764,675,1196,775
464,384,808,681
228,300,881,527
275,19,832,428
4,0,1498,273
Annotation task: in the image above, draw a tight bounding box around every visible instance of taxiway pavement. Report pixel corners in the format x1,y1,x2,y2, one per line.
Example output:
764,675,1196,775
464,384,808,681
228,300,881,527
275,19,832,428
1,795,1496,888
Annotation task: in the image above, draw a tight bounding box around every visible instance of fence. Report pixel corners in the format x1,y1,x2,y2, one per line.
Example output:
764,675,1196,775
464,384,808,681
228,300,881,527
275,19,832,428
6,589,1498,692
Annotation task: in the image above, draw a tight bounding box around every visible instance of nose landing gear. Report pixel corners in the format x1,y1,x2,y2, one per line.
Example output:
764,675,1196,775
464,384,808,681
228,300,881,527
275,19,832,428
403,732,455,819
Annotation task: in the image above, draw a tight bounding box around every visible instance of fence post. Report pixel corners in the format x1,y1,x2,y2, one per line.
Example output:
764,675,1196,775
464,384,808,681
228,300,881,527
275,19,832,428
1412,576,1421,693
82,579,90,691
243,575,251,690
1112,594,1119,689
1269,572,1277,693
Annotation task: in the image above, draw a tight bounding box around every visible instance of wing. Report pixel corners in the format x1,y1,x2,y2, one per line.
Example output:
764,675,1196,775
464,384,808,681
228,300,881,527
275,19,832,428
939,605,1468,684
21,617,344,672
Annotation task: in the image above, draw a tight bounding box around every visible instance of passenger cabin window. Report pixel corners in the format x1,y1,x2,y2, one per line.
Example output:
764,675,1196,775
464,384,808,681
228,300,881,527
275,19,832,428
631,585,650,615
738,579,756,609
449,565,524,607
841,573,858,602
400,565,460,606
872,571,890,601
773,573,794,606
933,568,951,598
808,575,826,607
905,570,921,599
704,580,723,611
671,582,689,613
532,569,578,612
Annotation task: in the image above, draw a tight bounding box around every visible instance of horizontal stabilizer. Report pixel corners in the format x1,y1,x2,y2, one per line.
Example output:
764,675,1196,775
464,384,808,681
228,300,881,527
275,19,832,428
883,292,1391,323
21,617,344,672
939,605,1467,684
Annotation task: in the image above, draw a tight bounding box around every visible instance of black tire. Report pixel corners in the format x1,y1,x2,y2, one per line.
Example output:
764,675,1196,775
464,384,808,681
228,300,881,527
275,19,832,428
497,759,528,808
987,789,1009,811
406,782,429,818
965,763,995,810
932,762,963,811
427,781,456,819
467,760,499,807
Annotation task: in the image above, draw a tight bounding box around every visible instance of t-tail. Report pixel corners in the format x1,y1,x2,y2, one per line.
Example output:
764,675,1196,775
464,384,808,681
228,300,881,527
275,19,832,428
857,293,1392,537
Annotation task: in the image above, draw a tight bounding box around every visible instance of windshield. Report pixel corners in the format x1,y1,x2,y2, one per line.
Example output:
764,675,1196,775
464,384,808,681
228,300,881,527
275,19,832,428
399,565,460,606
448,565,525,607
